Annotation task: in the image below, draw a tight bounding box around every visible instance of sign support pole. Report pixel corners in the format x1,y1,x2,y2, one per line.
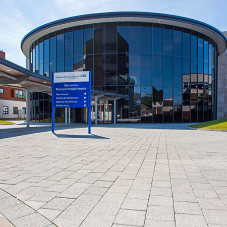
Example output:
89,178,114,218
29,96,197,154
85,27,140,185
88,71,91,134
52,73,55,134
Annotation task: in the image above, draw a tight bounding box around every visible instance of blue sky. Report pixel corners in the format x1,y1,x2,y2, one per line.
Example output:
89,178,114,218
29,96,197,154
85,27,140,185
0,0,226,67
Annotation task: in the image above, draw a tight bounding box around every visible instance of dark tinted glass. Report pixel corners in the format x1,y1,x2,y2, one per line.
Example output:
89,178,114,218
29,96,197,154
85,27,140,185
106,55,117,85
94,55,104,86
129,55,140,85
94,25,105,54
106,25,117,53
118,54,128,85
117,25,128,53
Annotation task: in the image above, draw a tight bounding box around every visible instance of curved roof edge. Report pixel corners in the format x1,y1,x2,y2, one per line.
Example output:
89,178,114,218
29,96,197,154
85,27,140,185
21,11,227,57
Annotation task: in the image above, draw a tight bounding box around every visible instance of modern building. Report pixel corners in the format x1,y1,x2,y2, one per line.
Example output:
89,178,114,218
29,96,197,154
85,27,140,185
19,12,227,124
0,51,26,120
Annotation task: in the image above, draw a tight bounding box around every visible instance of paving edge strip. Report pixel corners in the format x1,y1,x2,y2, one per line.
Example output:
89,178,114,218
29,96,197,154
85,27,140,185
185,126,227,132
0,188,58,227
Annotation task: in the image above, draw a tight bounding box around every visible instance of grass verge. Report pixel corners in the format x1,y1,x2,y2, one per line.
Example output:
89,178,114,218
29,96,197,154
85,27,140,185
0,120,15,125
188,118,227,130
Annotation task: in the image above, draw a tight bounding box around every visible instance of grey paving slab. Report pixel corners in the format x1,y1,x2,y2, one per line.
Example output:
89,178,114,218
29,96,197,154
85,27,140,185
0,124,227,227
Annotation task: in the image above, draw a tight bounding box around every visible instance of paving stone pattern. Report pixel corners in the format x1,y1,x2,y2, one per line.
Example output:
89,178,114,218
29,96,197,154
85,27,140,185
0,124,227,227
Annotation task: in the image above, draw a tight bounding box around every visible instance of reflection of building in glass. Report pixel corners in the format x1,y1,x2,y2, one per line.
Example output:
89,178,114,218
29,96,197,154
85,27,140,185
21,12,227,123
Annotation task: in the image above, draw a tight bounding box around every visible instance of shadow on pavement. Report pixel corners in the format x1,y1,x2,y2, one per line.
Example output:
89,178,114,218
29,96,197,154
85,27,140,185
54,133,108,139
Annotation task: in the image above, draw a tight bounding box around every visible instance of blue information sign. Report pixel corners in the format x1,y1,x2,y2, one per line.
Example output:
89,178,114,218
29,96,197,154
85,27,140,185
52,71,91,134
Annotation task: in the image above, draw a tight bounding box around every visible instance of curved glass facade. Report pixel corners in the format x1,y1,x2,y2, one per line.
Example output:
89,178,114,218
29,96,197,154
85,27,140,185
29,22,218,123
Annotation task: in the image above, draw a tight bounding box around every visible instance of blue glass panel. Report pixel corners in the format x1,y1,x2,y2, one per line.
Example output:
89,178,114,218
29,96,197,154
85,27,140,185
183,32,190,58
153,55,162,87
32,45,35,72
129,26,141,54
84,28,94,55
191,35,197,60
141,86,152,123
57,33,64,59
204,40,208,74
163,56,173,99
183,58,190,74
39,41,43,64
65,57,73,72
141,55,152,85
57,58,64,72
163,28,173,55
118,54,129,85
65,31,73,57
141,26,152,54
44,62,49,77
209,43,212,75
49,37,55,61
35,44,39,73
39,41,43,75
117,25,128,53
173,29,182,56
153,86,163,123
74,29,83,55
198,37,203,73
153,25,163,54
129,54,140,85
74,55,83,71
174,57,182,88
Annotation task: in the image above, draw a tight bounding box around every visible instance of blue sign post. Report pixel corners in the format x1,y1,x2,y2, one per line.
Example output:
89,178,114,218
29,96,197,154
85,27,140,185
52,71,91,134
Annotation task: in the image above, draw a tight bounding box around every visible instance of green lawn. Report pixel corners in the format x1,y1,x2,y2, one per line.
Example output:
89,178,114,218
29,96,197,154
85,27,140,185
189,118,227,130
0,120,15,125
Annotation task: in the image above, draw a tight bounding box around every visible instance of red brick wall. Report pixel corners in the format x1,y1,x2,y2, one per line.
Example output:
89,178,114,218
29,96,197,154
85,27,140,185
0,86,26,101
0,51,5,59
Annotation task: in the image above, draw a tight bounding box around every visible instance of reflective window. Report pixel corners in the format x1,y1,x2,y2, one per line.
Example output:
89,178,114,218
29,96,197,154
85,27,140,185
84,27,94,55
141,25,152,54
129,55,140,85
129,25,141,54
141,86,152,123
141,55,152,85
173,29,182,56
49,35,56,76
29,23,217,123
153,25,163,54
117,24,129,53
163,26,173,55
183,31,190,58
106,25,117,53
94,24,105,54
153,55,162,87
44,38,49,77
39,40,44,75
74,28,83,55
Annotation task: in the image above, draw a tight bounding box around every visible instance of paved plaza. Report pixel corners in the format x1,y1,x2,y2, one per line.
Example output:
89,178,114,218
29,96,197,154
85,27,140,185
0,123,227,227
